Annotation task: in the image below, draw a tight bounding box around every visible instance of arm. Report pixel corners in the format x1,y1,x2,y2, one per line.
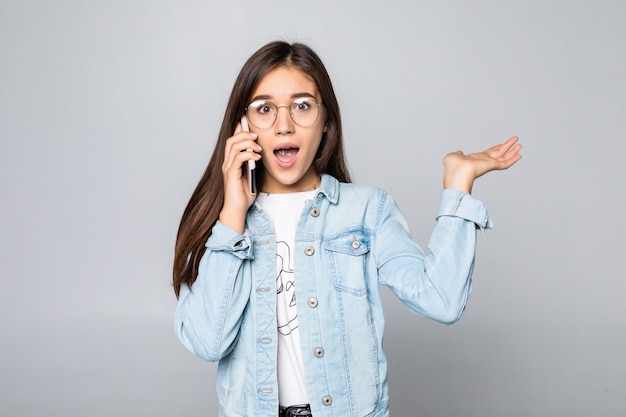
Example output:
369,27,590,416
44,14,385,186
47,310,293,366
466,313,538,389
375,191,487,324
376,137,521,322
174,221,253,361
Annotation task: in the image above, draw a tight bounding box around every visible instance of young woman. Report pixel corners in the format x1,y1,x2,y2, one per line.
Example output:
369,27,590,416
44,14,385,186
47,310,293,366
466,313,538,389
173,41,521,417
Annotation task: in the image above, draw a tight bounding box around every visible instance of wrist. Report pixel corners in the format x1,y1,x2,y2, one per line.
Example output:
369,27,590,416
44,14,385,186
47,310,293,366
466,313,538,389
219,207,246,235
443,167,474,194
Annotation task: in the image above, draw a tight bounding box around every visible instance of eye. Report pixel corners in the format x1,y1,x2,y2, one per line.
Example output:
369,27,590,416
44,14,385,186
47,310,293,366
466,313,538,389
249,101,275,115
292,98,313,112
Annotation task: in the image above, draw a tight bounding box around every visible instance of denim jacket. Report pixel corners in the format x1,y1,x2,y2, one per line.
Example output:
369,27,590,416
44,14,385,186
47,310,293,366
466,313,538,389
175,174,492,417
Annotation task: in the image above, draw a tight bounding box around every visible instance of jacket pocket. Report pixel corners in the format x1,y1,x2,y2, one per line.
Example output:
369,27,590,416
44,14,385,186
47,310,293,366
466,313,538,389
324,230,370,296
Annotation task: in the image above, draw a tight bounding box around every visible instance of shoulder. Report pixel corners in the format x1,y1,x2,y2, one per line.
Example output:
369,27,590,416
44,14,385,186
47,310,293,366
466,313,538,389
335,182,394,227
337,181,387,202
320,174,391,212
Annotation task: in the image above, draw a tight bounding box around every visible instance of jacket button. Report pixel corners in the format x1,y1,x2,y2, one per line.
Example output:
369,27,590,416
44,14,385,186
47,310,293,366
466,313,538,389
314,347,324,358
305,246,315,256
307,297,318,308
322,395,332,406
310,207,320,217
352,240,361,249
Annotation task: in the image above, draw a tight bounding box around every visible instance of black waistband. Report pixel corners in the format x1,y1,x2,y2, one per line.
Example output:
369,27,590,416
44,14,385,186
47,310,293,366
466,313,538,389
279,404,312,417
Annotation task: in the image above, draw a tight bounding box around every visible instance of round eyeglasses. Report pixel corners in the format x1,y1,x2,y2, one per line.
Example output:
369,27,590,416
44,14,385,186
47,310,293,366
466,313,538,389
245,97,323,129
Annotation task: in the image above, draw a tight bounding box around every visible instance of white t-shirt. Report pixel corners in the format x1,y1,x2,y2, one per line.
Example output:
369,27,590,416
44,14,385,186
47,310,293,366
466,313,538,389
256,190,316,407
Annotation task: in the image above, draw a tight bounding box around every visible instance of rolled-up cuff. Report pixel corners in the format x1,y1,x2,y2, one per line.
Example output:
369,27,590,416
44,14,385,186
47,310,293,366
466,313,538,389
205,221,254,259
436,189,493,230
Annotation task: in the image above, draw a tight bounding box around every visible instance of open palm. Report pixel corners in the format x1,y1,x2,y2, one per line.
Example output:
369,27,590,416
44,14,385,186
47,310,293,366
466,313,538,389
443,136,522,193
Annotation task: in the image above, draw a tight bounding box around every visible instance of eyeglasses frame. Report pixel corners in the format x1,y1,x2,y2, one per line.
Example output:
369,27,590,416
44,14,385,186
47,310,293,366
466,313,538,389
245,98,324,129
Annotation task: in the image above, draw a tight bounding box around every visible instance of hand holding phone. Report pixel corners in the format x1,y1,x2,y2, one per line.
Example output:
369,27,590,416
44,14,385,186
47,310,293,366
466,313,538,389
241,116,257,195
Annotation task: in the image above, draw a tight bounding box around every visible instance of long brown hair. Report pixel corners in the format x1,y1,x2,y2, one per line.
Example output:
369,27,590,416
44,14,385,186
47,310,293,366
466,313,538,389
173,41,351,297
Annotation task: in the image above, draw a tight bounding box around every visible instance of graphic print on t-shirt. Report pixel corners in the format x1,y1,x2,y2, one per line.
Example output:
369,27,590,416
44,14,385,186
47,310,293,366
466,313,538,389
276,240,298,336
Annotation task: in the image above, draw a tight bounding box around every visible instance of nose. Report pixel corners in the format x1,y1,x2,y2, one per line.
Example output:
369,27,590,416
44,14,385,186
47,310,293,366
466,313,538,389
274,105,294,135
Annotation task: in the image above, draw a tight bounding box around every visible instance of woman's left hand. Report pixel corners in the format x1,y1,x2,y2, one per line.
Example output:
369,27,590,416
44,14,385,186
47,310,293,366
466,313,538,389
443,136,522,193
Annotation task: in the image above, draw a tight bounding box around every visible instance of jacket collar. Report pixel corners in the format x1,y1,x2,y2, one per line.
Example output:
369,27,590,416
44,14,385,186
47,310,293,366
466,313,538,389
250,174,340,218
317,174,340,204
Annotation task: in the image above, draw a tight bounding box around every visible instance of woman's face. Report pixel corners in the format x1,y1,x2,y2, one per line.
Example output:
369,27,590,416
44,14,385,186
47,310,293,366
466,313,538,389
247,66,326,194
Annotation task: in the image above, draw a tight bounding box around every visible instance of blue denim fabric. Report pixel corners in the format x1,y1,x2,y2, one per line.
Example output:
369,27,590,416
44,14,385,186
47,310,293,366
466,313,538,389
175,174,492,417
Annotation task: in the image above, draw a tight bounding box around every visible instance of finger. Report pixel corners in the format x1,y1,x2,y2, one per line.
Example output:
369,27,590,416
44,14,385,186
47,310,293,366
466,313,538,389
501,142,522,161
503,136,520,153
230,136,261,156
501,154,522,169
223,132,260,168
486,136,520,158
507,143,522,157
225,136,259,154
497,147,523,169
234,148,261,165
224,144,262,173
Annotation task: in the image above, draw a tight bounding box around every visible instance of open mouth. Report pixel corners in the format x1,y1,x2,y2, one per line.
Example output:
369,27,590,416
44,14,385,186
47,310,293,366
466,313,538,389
274,147,299,164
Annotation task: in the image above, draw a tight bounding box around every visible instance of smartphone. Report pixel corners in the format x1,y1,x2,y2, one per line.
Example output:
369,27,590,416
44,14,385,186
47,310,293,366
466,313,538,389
241,116,257,195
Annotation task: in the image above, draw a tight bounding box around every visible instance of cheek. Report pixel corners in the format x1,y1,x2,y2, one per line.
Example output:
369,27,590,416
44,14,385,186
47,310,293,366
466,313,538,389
256,136,272,155
312,129,325,153
305,133,323,157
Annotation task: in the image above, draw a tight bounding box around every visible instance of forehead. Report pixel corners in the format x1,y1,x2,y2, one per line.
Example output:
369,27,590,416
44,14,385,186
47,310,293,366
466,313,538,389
251,66,319,100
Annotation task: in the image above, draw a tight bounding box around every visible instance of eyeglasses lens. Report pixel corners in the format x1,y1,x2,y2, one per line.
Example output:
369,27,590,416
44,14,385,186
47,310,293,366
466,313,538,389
246,98,320,129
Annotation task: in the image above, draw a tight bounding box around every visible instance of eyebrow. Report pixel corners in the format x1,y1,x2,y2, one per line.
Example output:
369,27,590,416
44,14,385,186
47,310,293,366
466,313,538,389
249,92,318,102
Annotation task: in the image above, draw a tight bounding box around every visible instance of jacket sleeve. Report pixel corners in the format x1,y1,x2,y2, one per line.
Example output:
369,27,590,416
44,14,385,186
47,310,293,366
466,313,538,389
174,221,254,361
375,189,492,324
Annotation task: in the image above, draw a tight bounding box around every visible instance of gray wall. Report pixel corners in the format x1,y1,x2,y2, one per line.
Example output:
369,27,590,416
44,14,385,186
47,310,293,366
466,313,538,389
1,1,624,416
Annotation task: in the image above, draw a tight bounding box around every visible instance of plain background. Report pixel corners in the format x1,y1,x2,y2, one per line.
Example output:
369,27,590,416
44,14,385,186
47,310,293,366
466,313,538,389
1,1,625,416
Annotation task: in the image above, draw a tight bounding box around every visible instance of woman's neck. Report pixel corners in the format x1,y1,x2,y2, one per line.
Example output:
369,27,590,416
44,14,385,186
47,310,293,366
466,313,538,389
260,171,320,195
